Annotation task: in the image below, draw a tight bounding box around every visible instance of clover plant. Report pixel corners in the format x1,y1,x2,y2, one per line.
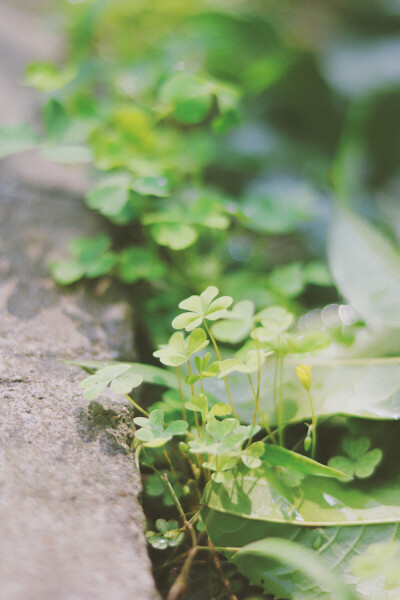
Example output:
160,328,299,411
75,280,400,599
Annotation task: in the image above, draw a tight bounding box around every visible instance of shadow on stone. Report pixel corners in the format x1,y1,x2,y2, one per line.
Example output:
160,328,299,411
76,401,126,456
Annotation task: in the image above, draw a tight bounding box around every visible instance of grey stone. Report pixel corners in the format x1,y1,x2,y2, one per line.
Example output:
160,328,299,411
0,188,158,600
0,2,158,598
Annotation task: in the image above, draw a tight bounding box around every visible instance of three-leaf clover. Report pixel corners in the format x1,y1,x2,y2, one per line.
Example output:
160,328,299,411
134,409,188,448
172,286,233,331
188,417,259,456
146,519,184,550
211,300,255,344
328,437,382,480
216,349,271,379
251,306,294,343
79,364,143,400
153,329,209,367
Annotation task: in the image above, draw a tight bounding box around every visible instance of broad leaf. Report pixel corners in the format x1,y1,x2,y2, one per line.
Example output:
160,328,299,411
329,208,400,330
0,123,39,159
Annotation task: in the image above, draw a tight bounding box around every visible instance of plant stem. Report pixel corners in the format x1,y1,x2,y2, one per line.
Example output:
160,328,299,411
166,546,199,600
176,367,187,421
163,448,177,478
124,393,149,417
204,320,238,418
278,354,285,447
162,473,197,548
272,348,279,416
187,361,201,436
307,389,317,459
207,539,238,600
248,374,259,426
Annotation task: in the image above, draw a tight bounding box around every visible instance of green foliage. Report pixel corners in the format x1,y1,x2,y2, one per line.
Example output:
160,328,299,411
12,0,400,596
146,518,184,550
328,437,383,481
75,280,400,599
79,364,143,400
134,409,187,448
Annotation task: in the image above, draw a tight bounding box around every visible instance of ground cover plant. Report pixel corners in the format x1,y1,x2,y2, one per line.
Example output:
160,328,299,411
2,0,400,598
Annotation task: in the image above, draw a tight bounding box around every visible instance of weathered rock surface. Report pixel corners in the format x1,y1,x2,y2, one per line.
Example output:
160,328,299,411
0,2,158,599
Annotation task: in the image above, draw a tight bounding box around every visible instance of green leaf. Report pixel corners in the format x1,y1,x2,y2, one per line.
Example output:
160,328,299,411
49,260,85,285
211,300,254,344
150,222,198,250
329,208,400,330
186,393,208,414
264,446,349,481
160,73,213,125
86,185,130,218
212,356,400,426
25,62,77,92
43,99,69,142
203,465,400,526
0,123,39,159
304,261,333,287
130,176,169,197
153,329,208,367
252,306,294,342
79,364,143,400
268,262,305,298
172,286,233,332
65,359,179,390
134,409,187,447
117,246,166,283
232,538,354,600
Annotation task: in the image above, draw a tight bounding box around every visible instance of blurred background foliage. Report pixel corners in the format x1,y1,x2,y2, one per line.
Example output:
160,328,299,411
7,0,400,348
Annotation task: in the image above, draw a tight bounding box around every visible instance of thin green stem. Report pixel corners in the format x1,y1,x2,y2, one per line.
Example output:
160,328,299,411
187,361,201,436
162,473,197,548
124,394,149,417
176,367,187,421
272,348,279,416
163,448,177,478
204,320,238,418
307,389,317,459
278,354,285,447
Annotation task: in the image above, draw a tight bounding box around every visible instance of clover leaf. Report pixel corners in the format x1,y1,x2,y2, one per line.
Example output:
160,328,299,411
153,328,209,367
241,441,265,469
50,235,117,285
188,417,259,456
251,306,294,343
211,300,255,344
172,286,233,331
216,349,271,378
79,364,143,400
134,409,188,448
194,353,220,378
146,519,184,550
328,436,382,480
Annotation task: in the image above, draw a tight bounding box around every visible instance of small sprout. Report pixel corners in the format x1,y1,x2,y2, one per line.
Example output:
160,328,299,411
146,519,184,550
304,425,313,452
328,437,383,481
296,363,312,391
134,409,188,448
79,363,143,400
172,286,233,332
153,328,208,367
194,353,220,378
